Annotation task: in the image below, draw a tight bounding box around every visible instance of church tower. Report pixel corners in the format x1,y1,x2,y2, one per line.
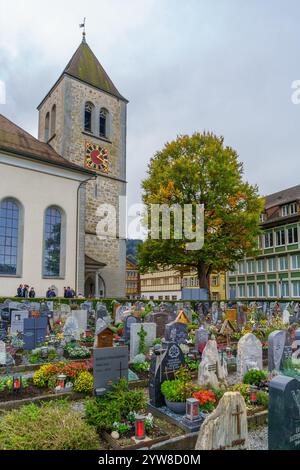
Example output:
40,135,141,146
37,34,127,298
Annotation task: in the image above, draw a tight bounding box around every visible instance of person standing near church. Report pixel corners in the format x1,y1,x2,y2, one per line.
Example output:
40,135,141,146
23,285,29,298
17,284,23,297
29,287,36,298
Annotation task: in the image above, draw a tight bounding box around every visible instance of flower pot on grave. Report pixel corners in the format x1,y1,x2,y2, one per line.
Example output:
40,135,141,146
164,399,186,415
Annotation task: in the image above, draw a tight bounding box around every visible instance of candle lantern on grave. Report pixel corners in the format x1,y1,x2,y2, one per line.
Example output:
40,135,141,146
86,328,91,338
226,346,232,359
13,375,22,392
57,373,67,390
135,415,146,440
250,385,257,405
185,398,199,421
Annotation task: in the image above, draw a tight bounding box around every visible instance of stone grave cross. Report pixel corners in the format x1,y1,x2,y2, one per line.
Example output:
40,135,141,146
232,404,243,437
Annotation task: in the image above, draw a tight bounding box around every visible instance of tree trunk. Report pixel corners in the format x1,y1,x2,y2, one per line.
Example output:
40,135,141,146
197,262,211,300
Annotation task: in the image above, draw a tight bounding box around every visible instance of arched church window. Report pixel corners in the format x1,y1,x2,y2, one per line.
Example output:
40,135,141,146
51,104,56,137
84,102,94,133
45,112,50,141
43,206,63,277
99,108,108,138
0,198,21,275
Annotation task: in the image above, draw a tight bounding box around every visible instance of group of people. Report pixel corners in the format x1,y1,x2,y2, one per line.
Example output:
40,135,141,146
16,284,36,298
16,285,79,299
63,287,76,299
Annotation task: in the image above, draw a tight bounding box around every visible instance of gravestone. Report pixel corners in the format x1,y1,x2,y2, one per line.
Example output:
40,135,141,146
237,304,248,326
211,302,219,324
0,340,6,365
268,330,289,371
149,342,185,407
71,310,87,335
23,317,48,350
148,312,169,338
93,346,128,393
115,305,129,325
60,304,71,315
269,375,300,450
198,338,227,389
124,315,140,343
237,333,262,378
96,304,109,321
63,315,80,341
195,392,248,450
130,322,156,362
0,320,7,341
165,321,188,345
10,310,29,335
283,309,290,325
195,326,209,354
292,329,300,365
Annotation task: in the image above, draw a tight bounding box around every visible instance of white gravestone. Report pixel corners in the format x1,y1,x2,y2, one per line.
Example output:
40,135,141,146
195,392,248,450
237,333,262,379
130,322,157,362
71,310,87,335
63,315,80,341
198,337,227,389
0,341,6,365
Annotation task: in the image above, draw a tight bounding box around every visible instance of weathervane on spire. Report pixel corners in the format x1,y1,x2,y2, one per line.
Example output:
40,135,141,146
79,17,86,42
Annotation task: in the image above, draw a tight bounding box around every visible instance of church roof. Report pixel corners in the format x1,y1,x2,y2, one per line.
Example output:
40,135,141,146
0,114,95,176
38,39,127,108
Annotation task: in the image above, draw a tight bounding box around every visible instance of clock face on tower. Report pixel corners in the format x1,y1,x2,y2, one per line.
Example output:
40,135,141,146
85,141,109,173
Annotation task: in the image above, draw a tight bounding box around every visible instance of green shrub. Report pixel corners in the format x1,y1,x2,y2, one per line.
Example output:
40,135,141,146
0,402,100,450
74,371,94,394
228,383,250,403
85,379,146,431
243,369,268,387
256,390,269,408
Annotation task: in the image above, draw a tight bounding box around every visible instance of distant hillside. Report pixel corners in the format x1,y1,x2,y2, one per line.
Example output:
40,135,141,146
126,239,143,263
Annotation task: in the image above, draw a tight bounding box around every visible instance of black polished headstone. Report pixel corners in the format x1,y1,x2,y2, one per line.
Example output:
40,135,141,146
165,321,188,345
269,375,300,450
149,342,185,407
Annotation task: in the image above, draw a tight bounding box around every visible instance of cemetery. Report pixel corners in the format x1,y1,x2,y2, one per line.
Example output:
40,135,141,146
0,297,300,450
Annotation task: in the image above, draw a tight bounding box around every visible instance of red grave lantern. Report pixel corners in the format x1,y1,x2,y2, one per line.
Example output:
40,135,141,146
135,415,146,440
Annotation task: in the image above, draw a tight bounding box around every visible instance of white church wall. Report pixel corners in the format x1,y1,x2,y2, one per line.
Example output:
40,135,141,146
0,157,85,297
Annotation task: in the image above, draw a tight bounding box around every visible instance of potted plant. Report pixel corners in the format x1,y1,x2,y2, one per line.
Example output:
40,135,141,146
161,367,199,414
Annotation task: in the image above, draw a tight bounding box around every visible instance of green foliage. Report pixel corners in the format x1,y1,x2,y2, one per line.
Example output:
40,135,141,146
73,371,94,394
0,376,28,392
161,367,199,402
138,132,263,287
185,357,200,371
243,369,268,387
64,342,91,359
137,325,148,355
85,379,146,431
152,338,162,346
228,383,250,403
131,361,150,373
256,390,269,408
0,401,100,450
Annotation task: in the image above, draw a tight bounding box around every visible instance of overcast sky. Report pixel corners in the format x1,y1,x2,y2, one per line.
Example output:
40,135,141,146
1,0,300,208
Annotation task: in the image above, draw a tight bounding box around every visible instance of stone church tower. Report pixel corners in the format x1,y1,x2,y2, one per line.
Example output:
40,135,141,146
37,34,127,298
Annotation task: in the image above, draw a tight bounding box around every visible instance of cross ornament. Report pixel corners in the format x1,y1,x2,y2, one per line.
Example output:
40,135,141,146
232,404,243,437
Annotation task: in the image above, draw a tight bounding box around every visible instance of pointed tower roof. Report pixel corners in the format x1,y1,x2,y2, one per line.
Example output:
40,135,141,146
38,39,127,109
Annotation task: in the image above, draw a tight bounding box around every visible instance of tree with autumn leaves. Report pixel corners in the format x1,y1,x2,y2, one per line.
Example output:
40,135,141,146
138,132,264,296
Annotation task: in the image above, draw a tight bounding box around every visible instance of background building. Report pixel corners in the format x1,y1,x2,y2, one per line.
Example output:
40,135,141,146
126,256,140,299
228,185,300,299
140,269,226,301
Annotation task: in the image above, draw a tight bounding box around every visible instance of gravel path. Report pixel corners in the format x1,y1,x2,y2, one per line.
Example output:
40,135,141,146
248,426,268,450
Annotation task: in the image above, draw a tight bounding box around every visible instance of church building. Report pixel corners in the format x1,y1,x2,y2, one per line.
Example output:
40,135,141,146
0,33,127,298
